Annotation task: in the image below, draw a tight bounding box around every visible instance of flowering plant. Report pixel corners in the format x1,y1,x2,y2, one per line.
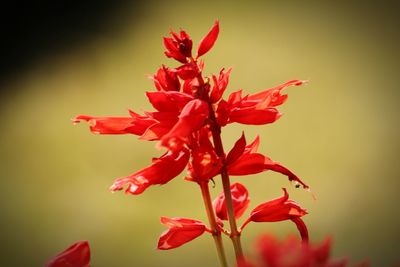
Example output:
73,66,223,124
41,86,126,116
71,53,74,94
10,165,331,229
45,21,370,267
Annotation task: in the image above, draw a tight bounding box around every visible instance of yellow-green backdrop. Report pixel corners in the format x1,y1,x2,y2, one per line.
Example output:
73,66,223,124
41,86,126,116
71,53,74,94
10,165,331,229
1,1,399,266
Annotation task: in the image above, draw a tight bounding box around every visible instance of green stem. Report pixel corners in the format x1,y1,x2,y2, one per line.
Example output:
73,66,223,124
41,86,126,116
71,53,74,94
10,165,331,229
199,181,228,267
195,61,244,263
210,124,244,261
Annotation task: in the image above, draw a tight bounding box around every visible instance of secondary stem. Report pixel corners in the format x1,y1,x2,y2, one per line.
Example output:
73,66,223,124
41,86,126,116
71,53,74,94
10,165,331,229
210,124,244,261
199,181,228,267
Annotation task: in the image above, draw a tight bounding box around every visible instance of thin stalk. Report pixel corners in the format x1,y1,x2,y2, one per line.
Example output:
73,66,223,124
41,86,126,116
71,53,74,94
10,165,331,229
199,181,228,267
195,68,245,262
210,124,244,261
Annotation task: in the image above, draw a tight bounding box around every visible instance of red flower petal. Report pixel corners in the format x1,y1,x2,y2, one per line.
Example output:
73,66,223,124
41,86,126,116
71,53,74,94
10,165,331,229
73,113,156,135
226,132,246,166
227,135,309,189
210,67,232,103
151,65,181,91
229,107,281,125
213,182,250,220
110,149,189,195
189,130,222,182
146,91,194,112
160,99,209,151
174,62,200,80
249,188,307,222
247,80,306,106
197,20,220,57
291,217,309,243
158,217,206,250
45,241,90,267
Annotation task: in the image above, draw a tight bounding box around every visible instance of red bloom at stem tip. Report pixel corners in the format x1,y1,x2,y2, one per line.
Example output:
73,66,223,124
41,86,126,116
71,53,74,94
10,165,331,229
158,217,207,250
227,133,309,189
110,148,189,195
197,20,220,58
242,188,308,242
164,29,193,63
213,182,250,221
45,241,90,267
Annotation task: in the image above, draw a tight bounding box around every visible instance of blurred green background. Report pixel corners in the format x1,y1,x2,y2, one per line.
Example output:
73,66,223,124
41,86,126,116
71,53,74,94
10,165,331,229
1,1,399,266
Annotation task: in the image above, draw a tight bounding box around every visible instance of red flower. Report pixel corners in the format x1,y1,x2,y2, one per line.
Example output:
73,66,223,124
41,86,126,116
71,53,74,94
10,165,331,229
160,99,209,151
210,68,232,103
163,29,192,63
220,80,306,125
187,129,222,182
174,62,200,80
158,217,207,250
197,20,220,58
213,182,250,220
73,111,156,136
45,241,90,267
227,134,309,189
151,65,181,91
146,90,194,112
242,188,308,242
110,148,189,195
238,235,369,267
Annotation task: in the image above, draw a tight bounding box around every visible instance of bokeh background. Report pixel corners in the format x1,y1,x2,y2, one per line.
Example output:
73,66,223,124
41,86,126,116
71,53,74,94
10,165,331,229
1,1,399,266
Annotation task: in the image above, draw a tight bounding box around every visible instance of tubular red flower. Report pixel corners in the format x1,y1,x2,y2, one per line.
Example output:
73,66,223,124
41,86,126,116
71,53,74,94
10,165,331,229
174,62,200,80
160,99,209,151
197,20,220,58
45,241,90,267
110,148,190,195
242,188,308,242
249,189,307,222
187,129,222,182
227,135,309,189
158,217,206,250
146,91,194,112
223,80,306,125
151,65,181,91
210,67,232,103
163,30,192,63
73,112,156,136
213,182,250,221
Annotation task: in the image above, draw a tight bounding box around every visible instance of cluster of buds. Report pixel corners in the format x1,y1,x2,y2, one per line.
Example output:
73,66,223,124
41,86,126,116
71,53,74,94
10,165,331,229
70,21,319,267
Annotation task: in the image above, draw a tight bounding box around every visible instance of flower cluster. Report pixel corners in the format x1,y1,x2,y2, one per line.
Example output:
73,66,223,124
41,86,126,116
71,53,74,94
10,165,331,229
158,183,308,250
73,21,310,266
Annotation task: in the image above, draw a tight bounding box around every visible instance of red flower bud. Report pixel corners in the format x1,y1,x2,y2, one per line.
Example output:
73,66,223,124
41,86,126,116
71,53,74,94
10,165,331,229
164,30,192,63
158,217,206,250
213,182,250,220
197,20,220,57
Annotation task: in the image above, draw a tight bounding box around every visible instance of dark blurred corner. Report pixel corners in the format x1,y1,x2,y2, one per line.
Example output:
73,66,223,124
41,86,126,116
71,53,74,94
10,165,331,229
0,0,143,91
